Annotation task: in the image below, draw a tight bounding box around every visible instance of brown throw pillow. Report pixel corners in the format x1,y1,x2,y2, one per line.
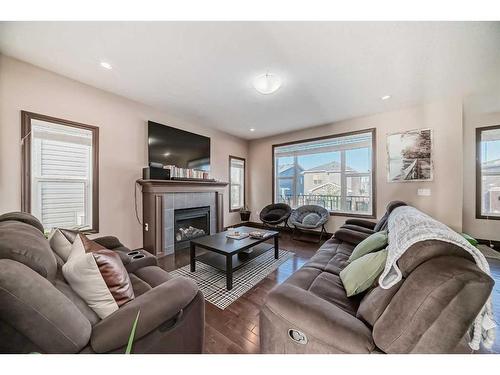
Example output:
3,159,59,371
62,237,134,319
92,250,135,307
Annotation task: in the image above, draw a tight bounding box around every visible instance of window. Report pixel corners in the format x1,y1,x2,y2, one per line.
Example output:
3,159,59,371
21,111,99,232
476,125,500,219
273,129,375,217
229,156,245,212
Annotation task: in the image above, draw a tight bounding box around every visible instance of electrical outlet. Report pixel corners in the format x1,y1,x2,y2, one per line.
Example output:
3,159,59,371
417,188,431,196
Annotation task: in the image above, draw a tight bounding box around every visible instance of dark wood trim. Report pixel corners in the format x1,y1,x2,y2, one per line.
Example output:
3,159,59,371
271,127,377,219
20,111,100,232
476,124,500,220
228,155,246,213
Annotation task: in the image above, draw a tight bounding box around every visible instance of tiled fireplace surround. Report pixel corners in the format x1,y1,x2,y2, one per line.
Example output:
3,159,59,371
163,192,217,254
139,180,227,257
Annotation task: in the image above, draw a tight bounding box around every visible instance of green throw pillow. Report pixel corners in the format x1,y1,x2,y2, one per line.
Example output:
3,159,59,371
348,230,388,262
340,249,388,297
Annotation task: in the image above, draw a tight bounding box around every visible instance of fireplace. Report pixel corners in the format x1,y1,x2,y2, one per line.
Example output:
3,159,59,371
174,206,210,250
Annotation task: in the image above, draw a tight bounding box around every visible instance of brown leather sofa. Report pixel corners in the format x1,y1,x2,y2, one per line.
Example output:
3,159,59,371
260,206,494,354
0,212,204,354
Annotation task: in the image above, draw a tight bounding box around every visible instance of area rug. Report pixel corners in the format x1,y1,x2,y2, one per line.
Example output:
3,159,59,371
170,249,294,309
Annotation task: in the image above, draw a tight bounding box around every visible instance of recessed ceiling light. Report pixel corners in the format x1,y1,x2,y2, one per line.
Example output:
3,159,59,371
100,61,112,70
381,95,391,100
250,128,255,132
253,73,282,95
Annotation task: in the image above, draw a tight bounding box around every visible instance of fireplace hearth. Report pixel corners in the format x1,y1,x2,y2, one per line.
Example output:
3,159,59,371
174,206,210,250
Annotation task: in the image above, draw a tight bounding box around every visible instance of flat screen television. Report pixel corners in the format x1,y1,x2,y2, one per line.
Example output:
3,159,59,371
148,121,210,171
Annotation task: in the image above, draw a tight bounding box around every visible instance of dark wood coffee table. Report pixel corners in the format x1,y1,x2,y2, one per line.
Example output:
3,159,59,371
189,226,279,290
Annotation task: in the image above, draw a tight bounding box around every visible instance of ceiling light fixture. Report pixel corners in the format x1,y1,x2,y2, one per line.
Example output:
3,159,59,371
250,128,255,132
381,95,391,100
100,61,112,70
253,73,282,95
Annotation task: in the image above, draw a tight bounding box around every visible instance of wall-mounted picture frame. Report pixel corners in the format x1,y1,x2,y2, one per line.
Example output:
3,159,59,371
387,128,433,182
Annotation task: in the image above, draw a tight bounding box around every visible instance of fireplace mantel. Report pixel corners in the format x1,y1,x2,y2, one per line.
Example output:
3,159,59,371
138,179,228,193
139,179,228,256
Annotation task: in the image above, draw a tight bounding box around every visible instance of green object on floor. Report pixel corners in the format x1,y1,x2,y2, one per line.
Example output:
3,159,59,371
341,249,388,297
461,233,478,247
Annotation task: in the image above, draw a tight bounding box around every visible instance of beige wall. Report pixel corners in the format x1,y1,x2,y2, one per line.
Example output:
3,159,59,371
0,55,248,249
463,102,500,240
249,98,464,233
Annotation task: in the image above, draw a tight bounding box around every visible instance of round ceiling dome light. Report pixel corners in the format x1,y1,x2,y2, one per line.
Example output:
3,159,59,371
253,73,282,95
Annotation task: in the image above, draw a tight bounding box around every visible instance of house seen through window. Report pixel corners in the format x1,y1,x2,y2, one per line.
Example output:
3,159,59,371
273,130,375,216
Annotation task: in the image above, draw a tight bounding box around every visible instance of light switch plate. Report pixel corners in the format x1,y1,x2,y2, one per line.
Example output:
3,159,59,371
417,188,431,196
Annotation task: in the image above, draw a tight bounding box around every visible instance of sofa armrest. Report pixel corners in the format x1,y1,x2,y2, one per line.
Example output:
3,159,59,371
93,235,124,250
0,259,91,353
334,228,371,245
344,219,377,229
90,276,198,353
263,283,374,353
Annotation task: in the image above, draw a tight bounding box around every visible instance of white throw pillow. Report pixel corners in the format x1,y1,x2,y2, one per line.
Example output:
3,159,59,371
48,228,78,262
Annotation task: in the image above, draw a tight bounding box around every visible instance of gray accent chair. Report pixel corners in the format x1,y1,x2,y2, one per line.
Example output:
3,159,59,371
0,212,205,354
289,205,329,243
260,203,292,229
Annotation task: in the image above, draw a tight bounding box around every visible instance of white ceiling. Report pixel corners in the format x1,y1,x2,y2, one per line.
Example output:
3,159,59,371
1,22,499,139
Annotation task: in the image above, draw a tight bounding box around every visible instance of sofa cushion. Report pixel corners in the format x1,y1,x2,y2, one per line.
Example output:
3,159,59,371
63,249,135,319
356,282,402,327
303,238,353,275
55,279,100,326
0,220,57,283
340,249,388,297
129,273,153,296
349,230,388,262
133,265,173,287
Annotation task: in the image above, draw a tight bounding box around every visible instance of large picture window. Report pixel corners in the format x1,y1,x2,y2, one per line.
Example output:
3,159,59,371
229,156,245,212
21,111,99,232
476,125,500,219
273,129,375,217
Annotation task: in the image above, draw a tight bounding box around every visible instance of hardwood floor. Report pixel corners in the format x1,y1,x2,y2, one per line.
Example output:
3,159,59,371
157,230,500,354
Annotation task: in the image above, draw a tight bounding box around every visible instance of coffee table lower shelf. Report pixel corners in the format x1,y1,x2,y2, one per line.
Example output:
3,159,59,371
194,242,274,273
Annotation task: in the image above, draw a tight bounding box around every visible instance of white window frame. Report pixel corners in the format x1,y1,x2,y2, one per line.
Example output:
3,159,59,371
229,156,246,212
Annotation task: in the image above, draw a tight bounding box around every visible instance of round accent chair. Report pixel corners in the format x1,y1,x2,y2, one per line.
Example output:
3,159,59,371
259,203,292,229
289,205,329,243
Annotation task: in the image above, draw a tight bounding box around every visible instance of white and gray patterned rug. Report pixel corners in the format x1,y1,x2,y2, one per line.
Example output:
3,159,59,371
170,249,294,309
